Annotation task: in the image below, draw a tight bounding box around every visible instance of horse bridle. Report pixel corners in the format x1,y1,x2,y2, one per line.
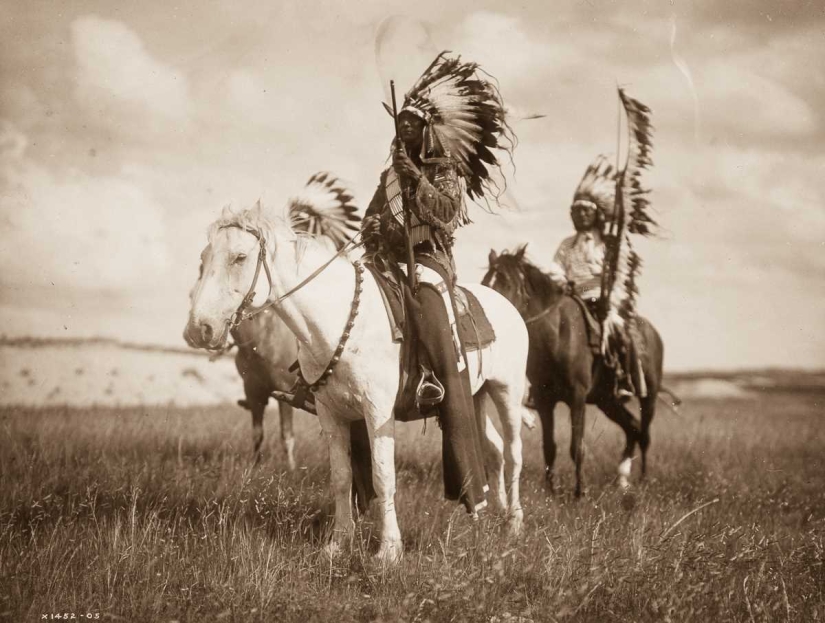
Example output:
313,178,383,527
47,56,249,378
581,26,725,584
487,263,551,326
222,225,274,332
216,223,363,336
211,223,366,402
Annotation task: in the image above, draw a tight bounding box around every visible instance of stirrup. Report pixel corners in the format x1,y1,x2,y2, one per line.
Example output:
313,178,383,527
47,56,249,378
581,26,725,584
416,366,444,408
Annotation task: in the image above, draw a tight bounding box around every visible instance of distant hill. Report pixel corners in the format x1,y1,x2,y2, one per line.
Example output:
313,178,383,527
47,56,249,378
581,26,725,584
0,335,212,357
665,368,825,396
0,337,240,408
1,335,823,408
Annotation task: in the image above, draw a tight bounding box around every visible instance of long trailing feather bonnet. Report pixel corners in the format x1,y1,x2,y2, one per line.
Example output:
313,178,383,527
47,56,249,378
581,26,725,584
287,172,361,250
396,51,517,215
571,154,619,220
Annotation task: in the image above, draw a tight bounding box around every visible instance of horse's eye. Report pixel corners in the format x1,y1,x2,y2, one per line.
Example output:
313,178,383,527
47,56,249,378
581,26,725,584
233,253,247,265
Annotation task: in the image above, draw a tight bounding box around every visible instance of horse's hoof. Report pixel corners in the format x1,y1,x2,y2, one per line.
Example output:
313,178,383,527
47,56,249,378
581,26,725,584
374,541,403,566
521,409,537,430
621,491,638,511
544,474,556,496
505,512,523,539
322,538,349,560
322,542,340,559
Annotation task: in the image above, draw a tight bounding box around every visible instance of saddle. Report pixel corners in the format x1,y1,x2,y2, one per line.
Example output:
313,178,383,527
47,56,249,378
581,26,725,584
365,261,496,422
569,294,603,355
570,294,649,399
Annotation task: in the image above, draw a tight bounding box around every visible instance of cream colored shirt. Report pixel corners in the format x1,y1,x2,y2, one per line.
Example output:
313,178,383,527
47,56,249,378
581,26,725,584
548,232,605,299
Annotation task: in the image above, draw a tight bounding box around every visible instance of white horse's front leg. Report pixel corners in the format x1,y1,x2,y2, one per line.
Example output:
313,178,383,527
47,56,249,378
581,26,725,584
363,408,403,564
476,391,507,514
317,406,354,556
490,384,524,537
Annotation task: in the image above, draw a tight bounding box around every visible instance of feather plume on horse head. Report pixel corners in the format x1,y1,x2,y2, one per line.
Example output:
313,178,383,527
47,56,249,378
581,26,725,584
399,51,517,206
287,172,361,250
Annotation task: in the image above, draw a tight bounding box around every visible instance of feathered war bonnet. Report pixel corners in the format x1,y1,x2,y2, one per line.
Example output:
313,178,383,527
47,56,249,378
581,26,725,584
571,155,619,225
397,51,516,209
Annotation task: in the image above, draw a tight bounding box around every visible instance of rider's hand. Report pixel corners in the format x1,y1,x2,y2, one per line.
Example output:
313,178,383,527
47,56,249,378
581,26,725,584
392,148,422,184
362,214,381,238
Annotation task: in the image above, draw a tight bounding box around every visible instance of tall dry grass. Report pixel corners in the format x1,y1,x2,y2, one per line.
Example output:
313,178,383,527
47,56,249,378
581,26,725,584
1,392,823,621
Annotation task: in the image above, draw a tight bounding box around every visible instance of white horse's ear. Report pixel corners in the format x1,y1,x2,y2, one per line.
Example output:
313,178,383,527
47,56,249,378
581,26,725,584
488,249,498,265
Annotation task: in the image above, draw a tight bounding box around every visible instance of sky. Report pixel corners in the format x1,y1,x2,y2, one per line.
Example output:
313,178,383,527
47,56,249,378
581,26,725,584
1,0,823,371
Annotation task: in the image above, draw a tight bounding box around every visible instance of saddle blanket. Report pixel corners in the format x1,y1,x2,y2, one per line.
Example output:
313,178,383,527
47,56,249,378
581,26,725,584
365,263,496,352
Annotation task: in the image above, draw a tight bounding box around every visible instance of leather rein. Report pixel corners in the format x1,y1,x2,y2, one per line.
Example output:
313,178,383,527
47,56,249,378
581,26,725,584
487,266,552,325
218,224,362,335
209,223,366,402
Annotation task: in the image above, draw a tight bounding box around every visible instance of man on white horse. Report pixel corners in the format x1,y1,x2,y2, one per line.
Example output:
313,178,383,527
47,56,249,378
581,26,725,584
360,52,516,515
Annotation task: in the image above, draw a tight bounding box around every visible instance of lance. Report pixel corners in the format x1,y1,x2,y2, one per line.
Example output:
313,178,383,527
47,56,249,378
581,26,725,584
390,80,417,293
598,88,626,341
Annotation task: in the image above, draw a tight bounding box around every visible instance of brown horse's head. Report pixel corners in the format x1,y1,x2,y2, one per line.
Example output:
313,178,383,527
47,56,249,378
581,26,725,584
482,245,564,316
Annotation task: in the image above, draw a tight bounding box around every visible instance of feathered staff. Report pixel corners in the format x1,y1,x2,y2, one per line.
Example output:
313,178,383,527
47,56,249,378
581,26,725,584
600,88,655,343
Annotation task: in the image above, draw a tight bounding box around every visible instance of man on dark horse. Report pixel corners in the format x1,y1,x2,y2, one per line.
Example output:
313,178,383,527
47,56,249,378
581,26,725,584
547,155,643,401
359,52,515,515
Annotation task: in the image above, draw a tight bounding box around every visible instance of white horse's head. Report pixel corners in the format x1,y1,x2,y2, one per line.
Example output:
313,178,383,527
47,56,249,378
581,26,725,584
184,201,284,350
184,173,362,350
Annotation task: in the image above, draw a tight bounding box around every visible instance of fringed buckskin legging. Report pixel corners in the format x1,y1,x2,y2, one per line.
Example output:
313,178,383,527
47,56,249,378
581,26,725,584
413,256,488,514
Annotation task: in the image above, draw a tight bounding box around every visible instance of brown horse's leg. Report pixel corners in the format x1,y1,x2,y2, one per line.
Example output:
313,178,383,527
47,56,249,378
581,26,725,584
597,398,641,488
349,419,376,516
246,398,266,466
639,394,657,479
536,394,558,494
254,405,264,462
569,390,587,498
279,403,296,471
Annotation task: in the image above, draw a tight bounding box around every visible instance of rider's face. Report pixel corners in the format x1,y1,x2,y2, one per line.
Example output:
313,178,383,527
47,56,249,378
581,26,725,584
398,112,425,147
571,204,598,232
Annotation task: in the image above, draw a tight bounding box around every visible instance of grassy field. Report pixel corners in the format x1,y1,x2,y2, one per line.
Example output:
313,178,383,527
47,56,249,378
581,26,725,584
1,390,823,622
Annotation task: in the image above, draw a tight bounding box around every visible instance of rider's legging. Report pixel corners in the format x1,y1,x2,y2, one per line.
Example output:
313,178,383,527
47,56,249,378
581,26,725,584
413,260,488,514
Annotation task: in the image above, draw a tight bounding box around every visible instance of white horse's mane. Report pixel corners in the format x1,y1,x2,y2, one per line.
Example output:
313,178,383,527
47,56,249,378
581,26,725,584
206,200,297,244
206,200,337,270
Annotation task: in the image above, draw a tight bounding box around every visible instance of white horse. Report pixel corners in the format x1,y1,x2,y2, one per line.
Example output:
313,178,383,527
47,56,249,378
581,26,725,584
185,201,532,563
185,174,362,470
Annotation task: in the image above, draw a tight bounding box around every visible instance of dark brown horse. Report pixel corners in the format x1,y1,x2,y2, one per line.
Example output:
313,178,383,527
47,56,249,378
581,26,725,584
482,245,671,497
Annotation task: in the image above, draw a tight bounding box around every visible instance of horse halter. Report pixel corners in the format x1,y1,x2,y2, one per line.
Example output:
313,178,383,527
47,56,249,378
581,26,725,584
218,223,364,336
219,224,274,333
485,264,528,315
485,263,550,325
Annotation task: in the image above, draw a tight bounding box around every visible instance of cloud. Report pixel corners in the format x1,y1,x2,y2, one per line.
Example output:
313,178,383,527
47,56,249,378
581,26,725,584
71,15,191,122
0,120,27,164
451,11,571,88
0,122,170,293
